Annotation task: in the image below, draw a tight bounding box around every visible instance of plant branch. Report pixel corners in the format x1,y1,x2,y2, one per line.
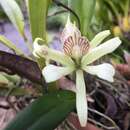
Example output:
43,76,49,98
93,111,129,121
88,118,117,130
52,0,81,29
48,10,67,17
88,107,120,130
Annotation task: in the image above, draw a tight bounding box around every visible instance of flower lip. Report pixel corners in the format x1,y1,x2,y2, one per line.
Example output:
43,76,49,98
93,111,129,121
61,17,90,61
63,34,90,61
64,35,90,54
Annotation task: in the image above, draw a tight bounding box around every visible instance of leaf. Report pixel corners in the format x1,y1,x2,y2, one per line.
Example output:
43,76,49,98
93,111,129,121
4,90,75,130
0,35,24,55
0,74,9,87
2,73,21,84
10,87,36,96
0,0,25,37
26,0,50,41
26,0,50,69
0,87,36,96
70,0,96,38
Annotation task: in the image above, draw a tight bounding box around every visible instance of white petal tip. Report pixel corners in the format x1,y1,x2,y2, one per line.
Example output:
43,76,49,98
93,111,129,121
80,120,87,127
103,30,111,34
107,77,114,82
114,37,122,45
42,65,73,83
78,111,87,127
84,63,115,82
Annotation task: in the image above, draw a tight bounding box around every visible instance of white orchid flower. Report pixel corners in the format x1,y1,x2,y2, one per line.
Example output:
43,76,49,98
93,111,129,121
33,17,121,127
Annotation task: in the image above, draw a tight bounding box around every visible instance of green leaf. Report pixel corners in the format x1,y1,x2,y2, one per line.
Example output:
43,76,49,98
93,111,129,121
10,87,36,96
26,0,50,42
0,74,9,87
0,0,25,37
2,73,21,84
70,0,96,38
0,87,36,96
26,0,50,69
0,35,24,55
4,90,75,130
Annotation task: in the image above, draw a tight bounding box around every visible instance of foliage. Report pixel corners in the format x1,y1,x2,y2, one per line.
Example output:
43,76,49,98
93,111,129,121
4,91,75,130
70,0,96,39
95,0,130,60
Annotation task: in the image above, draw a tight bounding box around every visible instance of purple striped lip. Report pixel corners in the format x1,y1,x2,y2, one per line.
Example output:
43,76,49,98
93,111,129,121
63,32,90,57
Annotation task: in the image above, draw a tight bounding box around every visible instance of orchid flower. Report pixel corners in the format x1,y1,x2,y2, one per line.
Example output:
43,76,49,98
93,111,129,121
33,17,121,127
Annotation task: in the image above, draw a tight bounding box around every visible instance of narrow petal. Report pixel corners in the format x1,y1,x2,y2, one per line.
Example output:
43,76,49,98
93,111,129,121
33,38,75,67
76,70,88,126
83,63,115,82
90,30,111,48
42,65,74,82
47,47,75,67
33,38,46,58
82,37,121,66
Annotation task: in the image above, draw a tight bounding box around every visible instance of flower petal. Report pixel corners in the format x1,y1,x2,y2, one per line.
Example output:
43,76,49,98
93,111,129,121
76,70,88,126
90,30,111,48
33,38,75,67
61,16,81,44
42,65,74,82
82,37,121,66
33,38,46,58
83,63,115,82
47,48,75,67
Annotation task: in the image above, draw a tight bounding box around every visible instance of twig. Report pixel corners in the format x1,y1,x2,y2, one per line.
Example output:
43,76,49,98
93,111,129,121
0,104,10,109
88,118,117,130
97,78,130,106
52,0,81,29
88,107,120,130
48,10,67,17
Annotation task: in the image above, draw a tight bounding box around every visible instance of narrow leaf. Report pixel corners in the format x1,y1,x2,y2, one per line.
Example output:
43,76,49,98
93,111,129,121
28,101,75,130
0,73,9,87
0,0,25,37
0,35,24,55
70,0,96,38
26,0,50,41
2,73,20,84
